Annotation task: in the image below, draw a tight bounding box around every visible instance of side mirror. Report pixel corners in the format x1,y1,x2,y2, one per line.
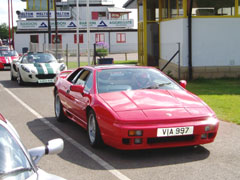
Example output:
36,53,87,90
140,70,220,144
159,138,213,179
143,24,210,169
179,80,187,88
28,138,64,164
58,58,64,63
70,84,84,93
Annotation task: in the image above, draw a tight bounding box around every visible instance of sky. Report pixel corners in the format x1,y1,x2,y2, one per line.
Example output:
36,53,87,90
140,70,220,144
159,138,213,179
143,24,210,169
0,0,137,27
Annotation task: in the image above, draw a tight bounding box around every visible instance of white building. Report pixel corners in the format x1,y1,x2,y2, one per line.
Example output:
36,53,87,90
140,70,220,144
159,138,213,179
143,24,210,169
15,0,137,56
124,0,240,79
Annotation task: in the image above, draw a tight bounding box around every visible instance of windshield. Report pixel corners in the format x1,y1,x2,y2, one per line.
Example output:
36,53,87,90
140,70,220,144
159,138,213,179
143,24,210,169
22,53,57,64
0,125,33,179
97,68,182,93
0,50,18,57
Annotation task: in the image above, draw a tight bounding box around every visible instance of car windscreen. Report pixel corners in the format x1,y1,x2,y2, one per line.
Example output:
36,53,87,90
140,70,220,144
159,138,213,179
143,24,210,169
97,68,182,93
0,125,33,179
23,53,57,64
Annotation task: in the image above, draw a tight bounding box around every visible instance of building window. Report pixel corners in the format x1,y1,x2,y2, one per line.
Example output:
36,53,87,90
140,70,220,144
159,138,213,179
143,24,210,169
74,34,84,44
30,35,39,43
27,0,54,10
192,0,235,16
92,12,107,20
116,33,126,43
110,13,129,20
95,34,105,43
161,0,184,19
52,35,62,44
147,0,159,21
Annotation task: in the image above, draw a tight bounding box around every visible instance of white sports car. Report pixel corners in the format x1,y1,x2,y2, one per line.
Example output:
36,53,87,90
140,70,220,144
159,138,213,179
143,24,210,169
0,113,66,180
11,52,67,85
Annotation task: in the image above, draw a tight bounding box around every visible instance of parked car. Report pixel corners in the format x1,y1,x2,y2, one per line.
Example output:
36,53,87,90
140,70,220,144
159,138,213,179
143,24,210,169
11,52,66,85
0,50,19,70
0,113,65,180
54,65,219,150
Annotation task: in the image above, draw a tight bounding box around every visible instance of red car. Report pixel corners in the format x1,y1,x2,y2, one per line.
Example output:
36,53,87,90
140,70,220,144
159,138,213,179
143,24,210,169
54,65,219,150
0,50,19,70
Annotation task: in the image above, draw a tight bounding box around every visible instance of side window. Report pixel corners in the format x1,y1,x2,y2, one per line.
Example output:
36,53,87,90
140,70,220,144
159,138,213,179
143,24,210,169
74,70,91,85
67,68,82,83
84,72,93,93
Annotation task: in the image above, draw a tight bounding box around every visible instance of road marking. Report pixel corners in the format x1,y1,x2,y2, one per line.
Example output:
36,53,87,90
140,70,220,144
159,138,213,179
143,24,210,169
0,84,131,180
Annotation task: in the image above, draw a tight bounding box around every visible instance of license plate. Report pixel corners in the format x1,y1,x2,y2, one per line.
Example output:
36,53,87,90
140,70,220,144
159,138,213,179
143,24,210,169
4,66,10,70
38,79,55,83
157,126,194,137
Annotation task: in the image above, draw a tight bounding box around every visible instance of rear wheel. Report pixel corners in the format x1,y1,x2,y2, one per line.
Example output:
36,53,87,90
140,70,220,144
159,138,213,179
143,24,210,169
87,110,103,148
54,92,67,122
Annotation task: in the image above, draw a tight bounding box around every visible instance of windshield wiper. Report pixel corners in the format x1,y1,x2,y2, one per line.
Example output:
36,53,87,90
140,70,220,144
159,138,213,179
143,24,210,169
0,167,32,178
142,82,172,89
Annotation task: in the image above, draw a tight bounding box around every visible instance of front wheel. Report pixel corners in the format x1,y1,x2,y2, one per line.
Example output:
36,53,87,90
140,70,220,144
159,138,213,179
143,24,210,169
54,92,67,122
87,110,103,148
11,70,16,81
17,72,24,86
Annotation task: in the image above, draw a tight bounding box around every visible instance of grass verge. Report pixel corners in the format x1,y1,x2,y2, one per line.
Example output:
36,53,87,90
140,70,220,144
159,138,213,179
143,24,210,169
187,79,240,125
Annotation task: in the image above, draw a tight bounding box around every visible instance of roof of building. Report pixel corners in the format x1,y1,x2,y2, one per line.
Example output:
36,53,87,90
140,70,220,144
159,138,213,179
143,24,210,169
108,7,131,13
123,0,137,9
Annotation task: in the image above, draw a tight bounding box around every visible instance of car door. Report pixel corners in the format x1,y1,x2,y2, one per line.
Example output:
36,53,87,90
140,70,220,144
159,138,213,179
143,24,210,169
58,68,83,115
69,69,93,127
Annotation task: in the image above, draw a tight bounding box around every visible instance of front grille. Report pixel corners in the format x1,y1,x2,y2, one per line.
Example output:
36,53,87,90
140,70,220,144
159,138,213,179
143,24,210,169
147,135,195,144
36,74,56,79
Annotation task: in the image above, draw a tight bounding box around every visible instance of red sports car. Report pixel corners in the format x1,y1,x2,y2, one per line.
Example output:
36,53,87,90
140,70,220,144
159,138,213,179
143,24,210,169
54,65,219,150
0,50,19,70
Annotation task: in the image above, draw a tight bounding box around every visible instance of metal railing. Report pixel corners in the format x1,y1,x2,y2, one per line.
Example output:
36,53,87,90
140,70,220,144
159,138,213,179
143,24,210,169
161,43,181,80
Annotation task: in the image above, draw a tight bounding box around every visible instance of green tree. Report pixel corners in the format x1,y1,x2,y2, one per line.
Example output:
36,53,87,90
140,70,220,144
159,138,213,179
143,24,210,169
0,23,9,39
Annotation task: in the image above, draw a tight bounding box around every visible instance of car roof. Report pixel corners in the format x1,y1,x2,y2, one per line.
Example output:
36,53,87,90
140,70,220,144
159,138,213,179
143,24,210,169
83,64,153,71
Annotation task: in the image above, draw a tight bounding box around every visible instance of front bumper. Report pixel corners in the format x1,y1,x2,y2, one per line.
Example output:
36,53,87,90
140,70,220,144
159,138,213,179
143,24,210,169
0,63,11,70
102,118,219,150
21,73,57,83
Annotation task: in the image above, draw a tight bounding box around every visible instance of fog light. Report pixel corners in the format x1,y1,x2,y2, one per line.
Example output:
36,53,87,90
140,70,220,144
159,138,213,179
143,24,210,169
134,138,142,144
122,138,130,145
201,133,207,139
128,130,143,136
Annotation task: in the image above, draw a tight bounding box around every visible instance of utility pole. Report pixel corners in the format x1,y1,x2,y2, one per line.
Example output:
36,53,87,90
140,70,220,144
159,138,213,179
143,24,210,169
54,0,58,59
47,0,52,45
87,0,90,65
10,0,14,49
8,0,11,49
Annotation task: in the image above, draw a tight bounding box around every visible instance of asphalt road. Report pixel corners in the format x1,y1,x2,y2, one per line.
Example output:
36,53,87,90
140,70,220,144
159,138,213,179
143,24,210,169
0,70,240,180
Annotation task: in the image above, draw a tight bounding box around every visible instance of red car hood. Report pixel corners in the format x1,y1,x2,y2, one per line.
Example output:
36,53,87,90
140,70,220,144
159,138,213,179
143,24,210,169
99,89,214,120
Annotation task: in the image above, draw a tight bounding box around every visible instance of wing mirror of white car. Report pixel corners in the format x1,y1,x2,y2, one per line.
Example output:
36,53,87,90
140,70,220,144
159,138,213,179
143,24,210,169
58,58,64,63
28,138,64,164
179,80,187,89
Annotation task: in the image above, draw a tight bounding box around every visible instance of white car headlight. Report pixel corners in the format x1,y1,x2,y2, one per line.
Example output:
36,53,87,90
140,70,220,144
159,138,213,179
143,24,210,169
59,64,66,71
21,65,30,73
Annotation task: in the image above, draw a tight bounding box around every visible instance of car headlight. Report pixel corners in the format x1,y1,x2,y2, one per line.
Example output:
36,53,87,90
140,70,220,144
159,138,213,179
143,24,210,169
59,64,66,71
21,65,30,73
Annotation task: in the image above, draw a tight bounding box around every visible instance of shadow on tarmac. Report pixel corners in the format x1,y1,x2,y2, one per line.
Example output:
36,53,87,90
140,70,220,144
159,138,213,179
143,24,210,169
27,117,210,171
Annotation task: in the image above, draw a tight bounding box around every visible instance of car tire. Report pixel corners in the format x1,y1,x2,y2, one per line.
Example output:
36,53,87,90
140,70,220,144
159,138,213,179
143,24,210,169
17,72,24,85
87,109,103,148
54,92,67,122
